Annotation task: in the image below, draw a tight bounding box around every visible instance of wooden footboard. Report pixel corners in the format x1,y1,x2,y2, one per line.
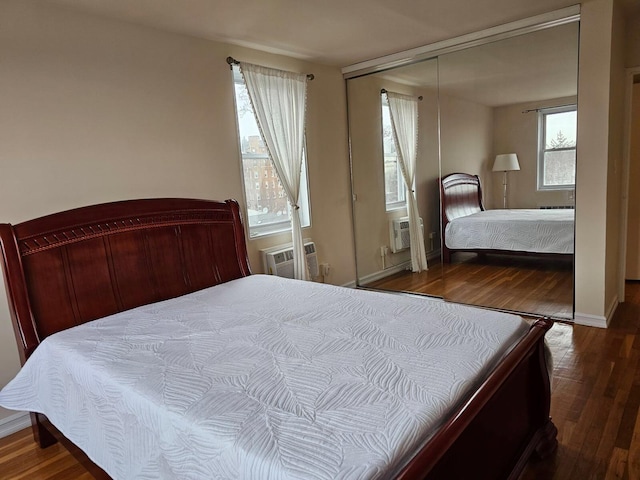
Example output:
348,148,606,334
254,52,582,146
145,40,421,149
397,318,555,479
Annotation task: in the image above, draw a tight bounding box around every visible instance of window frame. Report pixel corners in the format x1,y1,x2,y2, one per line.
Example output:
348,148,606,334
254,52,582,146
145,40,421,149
231,66,312,239
537,104,577,191
381,96,408,211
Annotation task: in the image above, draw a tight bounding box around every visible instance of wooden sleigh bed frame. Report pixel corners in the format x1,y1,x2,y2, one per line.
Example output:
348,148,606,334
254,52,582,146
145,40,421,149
0,198,556,479
440,172,574,264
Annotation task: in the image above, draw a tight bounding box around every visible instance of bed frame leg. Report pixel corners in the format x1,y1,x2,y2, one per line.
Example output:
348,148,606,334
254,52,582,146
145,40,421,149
534,419,558,459
30,412,57,449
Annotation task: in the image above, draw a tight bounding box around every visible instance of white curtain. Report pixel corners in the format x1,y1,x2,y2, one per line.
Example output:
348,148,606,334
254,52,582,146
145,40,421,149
240,62,310,280
386,91,428,272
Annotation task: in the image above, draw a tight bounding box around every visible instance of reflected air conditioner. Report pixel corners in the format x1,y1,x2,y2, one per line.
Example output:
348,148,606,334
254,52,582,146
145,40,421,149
390,217,424,253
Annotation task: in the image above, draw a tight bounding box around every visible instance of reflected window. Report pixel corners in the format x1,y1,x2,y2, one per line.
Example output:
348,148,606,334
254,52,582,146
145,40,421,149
538,105,577,190
232,66,311,238
381,96,407,210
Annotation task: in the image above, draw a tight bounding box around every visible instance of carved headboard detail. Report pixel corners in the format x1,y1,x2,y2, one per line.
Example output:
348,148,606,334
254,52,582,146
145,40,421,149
0,198,251,363
440,173,485,224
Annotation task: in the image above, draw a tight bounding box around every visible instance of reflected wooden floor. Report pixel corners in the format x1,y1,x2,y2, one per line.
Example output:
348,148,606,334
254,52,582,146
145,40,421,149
365,253,573,319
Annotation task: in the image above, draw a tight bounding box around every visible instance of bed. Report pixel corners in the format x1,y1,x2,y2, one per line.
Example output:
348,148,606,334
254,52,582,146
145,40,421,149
440,173,574,263
0,198,556,479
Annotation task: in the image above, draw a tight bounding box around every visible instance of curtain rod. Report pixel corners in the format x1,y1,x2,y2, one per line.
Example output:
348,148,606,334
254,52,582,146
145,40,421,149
522,103,576,113
381,88,423,101
226,57,314,80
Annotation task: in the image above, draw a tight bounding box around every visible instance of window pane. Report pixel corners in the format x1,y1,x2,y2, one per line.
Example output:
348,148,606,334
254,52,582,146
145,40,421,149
544,150,576,186
233,69,310,237
545,110,576,149
381,102,406,209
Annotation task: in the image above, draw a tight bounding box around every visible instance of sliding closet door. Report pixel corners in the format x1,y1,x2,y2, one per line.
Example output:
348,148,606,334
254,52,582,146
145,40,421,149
347,58,442,294
437,22,579,318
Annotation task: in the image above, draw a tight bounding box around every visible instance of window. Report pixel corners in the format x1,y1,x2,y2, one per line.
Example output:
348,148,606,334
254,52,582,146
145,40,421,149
381,96,406,210
232,66,311,238
538,105,577,190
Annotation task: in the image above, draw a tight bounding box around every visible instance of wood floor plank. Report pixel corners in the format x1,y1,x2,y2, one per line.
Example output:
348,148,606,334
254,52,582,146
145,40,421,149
604,447,628,480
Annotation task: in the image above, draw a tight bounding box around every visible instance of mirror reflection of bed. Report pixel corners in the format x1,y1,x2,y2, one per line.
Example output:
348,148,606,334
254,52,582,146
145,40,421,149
368,174,574,318
349,19,578,321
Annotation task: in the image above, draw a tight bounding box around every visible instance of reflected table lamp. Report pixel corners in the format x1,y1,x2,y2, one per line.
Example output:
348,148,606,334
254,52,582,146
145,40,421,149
493,153,520,208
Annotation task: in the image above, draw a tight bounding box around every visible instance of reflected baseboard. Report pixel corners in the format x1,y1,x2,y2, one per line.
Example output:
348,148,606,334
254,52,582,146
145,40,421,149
356,250,441,286
359,261,412,285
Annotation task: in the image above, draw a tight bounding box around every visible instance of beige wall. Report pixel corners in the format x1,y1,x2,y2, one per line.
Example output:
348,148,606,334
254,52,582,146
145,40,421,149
493,96,577,209
440,95,495,207
573,0,622,322
604,0,627,312
574,0,609,319
0,0,354,422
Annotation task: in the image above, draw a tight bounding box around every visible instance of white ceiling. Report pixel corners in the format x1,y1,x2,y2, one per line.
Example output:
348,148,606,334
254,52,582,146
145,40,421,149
41,0,637,67
380,22,579,107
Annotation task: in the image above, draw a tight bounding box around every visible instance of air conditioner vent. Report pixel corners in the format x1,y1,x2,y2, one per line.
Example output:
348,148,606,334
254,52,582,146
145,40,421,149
261,240,319,279
389,217,423,253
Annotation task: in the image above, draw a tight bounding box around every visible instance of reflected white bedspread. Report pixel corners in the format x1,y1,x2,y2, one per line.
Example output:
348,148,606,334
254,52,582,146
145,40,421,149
0,275,529,479
445,208,574,254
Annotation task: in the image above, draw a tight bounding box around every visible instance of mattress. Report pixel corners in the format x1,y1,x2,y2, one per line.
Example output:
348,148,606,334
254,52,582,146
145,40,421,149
445,208,574,254
0,275,529,479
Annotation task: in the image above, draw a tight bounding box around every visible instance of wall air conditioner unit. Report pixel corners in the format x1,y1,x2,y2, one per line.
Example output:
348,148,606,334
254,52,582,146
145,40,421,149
261,240,319,279
389,217,424,253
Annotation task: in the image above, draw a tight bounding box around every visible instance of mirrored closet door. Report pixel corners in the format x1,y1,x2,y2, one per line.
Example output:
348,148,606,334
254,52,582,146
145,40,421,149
346,15,579,319
348,58,442,295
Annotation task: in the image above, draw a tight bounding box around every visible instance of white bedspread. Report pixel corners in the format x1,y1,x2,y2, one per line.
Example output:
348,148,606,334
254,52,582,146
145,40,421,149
0,275,529,479
445,208,574,254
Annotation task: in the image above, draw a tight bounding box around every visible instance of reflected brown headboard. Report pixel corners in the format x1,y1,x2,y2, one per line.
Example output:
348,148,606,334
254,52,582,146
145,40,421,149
439,173,485,263
0,198,251,364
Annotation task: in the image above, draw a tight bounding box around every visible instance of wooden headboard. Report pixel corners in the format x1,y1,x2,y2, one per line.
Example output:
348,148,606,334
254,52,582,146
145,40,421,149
440,173,485,223
439,173,485,262
0,198,251,364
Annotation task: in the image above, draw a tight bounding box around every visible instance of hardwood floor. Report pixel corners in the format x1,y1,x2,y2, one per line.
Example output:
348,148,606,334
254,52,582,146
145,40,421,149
2,283,639,479
521,281,640,479
0,427,92,479
365,253,574,319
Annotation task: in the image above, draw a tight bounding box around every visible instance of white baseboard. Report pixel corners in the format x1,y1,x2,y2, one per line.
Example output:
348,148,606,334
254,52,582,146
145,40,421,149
341,264,410,288
343,250,441,289
574,294,619,329
574,312,608,328
0,411,30,439
359,261,412,285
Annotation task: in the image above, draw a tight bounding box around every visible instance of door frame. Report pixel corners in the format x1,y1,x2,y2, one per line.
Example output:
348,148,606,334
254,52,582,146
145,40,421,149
619,66,640,299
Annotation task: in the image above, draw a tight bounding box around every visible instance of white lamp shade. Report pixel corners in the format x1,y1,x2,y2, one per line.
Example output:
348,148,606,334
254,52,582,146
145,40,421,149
493,153,520,172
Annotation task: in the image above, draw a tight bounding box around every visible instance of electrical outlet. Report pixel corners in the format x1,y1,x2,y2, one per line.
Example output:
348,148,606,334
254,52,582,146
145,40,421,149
320,263,330,277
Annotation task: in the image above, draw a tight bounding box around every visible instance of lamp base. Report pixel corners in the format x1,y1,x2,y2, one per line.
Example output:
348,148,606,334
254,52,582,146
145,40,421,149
502,171,508,209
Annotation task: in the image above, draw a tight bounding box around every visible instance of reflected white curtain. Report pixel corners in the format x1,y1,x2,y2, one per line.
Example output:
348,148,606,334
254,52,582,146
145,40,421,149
240,62,310,280
386,91,428,272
